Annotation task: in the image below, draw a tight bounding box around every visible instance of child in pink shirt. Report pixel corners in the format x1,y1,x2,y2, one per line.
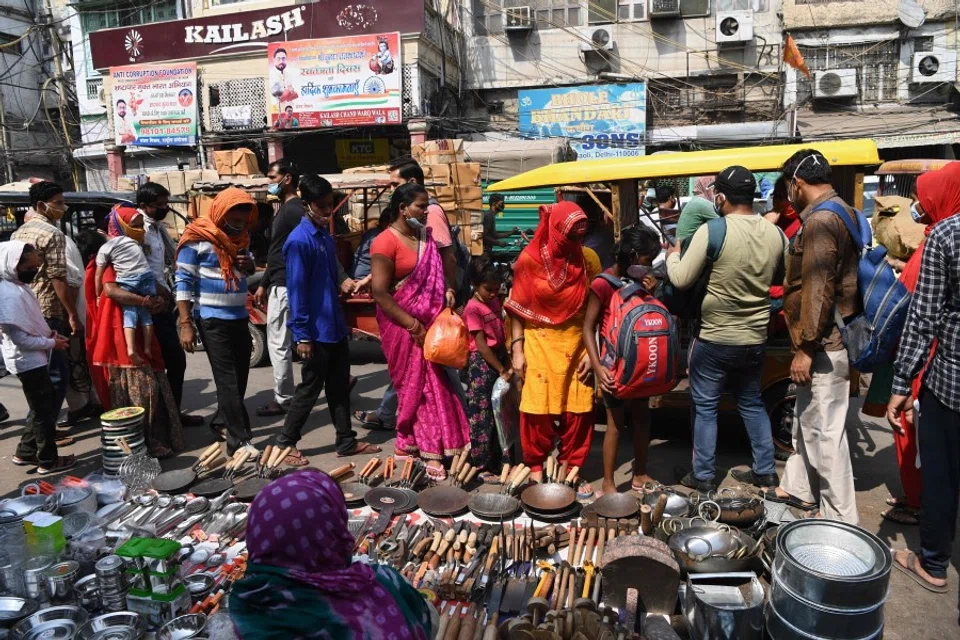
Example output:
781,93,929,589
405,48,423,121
463,259,510,480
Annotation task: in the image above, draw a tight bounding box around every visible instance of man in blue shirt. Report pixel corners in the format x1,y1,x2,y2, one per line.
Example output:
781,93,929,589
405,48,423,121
276,175,381,464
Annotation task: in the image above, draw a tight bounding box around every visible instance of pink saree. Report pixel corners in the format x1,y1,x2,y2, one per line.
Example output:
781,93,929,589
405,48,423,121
377,232,470,460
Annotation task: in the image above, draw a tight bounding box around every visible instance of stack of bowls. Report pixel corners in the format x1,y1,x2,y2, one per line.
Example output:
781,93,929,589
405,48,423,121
95,555,128,612
100,408,147,476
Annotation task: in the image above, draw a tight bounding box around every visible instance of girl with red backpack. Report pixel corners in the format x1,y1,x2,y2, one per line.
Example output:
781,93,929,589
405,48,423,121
582,225,665,496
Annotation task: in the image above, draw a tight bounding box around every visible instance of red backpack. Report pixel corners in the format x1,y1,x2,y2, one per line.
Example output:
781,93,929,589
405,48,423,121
597,274,680,399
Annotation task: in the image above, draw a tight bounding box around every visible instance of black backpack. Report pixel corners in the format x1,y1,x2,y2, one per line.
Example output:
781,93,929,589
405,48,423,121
661,217,727,319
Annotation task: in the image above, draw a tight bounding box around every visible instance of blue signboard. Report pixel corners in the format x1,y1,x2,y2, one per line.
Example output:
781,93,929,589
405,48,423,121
518,83,646,159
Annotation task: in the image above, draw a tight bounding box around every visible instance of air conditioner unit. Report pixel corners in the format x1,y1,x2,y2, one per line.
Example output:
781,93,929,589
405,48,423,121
579,27,614,52
716,10,754,44
912,51,957,83
504,6,533,31
814,69,858,99
648,0,680,18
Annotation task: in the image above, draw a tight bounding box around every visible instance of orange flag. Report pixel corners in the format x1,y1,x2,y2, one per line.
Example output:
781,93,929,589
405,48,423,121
783,34,811,79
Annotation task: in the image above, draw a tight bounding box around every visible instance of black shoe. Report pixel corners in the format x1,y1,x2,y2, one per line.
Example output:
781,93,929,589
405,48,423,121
0,404,8,424
180,413,205,427
731,468,780,488
680,472,717,493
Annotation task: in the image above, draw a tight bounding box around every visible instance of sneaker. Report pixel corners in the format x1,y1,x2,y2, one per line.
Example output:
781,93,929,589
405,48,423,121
731,468,780,488
37,455,77,476
679,472,717,494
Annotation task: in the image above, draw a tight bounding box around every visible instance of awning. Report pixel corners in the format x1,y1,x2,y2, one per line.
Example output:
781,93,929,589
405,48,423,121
797,107,960,149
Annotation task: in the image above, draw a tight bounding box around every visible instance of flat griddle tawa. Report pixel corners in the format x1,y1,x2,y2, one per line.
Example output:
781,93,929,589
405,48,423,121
523,501,582,523
417,485,469,517
234,477,270,501
190,477,234,498
468,493,520,520
590,492,640,519
152,468,197,493
339,482,370,507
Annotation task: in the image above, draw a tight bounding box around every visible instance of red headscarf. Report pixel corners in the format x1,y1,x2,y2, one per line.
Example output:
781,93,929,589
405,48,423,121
106,204,145,243
176,187,257,291
900,161,960,293
506,201,588,325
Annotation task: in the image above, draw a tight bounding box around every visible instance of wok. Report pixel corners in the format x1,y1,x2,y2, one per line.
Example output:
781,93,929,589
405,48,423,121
522,501,581,523
669,522,759,574
708,488,765,527
417,486,469,517
642,487,694,519
520,483,576,513
468,493,520,519
590,492,639,519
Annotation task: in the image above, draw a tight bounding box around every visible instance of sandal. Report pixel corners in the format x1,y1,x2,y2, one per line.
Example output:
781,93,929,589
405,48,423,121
283,450,310,467
55,436,75,447
353,410,393,431
576,481,595,500
760,489,817,511
336,441,382,458
37,455,77,476
256,402,286,417
882,506,919,526
425,464,447,482
893,550,949,593
885,496,918,509
478,472,500,484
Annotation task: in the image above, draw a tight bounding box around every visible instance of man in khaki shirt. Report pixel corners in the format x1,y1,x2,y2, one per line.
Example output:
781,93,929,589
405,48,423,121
768,150,862,524
666,166,787,492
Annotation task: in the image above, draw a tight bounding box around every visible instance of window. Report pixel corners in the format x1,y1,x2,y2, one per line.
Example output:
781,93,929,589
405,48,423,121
797,40,900,104
618,0,647,21
914,36,935,53
679,0,711,17
80,0,178,74
589,0,616,23
0,32,23,55
86,77,103,101
535,0,584,28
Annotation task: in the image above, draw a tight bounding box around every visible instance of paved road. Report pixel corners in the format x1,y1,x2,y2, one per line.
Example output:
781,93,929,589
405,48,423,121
0,343,957,637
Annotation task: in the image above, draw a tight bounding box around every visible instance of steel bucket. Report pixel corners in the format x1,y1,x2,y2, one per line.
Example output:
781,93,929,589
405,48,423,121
682,572,764,640
765,597,883,640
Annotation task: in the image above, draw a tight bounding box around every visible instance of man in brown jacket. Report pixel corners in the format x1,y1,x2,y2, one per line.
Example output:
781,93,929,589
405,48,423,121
765,149,862,524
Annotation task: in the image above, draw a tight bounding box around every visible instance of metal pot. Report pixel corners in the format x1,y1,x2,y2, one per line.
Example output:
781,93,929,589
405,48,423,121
57,487,97,516
765,597,883,640
773,519,891,610
668,522,759,574
0,496,56,518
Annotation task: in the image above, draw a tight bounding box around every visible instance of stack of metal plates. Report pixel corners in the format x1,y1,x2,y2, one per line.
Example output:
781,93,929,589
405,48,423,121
100,407,147,476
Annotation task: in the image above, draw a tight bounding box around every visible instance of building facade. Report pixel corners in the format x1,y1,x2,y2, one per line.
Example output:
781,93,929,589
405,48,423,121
71,0,462,187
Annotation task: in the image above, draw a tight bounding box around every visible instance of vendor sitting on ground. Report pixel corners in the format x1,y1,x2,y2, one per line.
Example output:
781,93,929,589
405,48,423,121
228,470,434,639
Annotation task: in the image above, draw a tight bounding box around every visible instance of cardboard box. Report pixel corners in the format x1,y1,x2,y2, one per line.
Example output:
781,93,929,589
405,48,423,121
450,163,481,187
455,186,483,211
148,171,187,196
424,164,451,186
413,139,465,165
214,148,260,176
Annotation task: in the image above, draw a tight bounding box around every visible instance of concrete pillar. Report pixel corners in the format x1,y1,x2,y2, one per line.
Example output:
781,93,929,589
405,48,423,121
107,147,125,190
267,138,284,164
408,119,428,147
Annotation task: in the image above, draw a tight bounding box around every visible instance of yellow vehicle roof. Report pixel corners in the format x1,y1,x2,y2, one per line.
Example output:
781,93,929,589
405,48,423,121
488,139,880,191
876,159,955,175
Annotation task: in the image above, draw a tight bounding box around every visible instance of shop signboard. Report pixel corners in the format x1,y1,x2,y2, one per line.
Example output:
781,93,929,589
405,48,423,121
89,2,424,70
336,139,390,168
267,34,402,129
517,83,646,159
110,62,197,147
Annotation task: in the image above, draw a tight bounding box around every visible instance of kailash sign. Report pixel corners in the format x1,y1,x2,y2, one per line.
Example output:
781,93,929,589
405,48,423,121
89,1,424,70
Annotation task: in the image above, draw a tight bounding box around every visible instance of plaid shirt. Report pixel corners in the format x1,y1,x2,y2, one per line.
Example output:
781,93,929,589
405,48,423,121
893,215,960,412
11,211,67,320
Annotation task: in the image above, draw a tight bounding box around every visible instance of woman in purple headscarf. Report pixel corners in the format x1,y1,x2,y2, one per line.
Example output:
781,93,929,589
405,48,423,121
228,470,433,639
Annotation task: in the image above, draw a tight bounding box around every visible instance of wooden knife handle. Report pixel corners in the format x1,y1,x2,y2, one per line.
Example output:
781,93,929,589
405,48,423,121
499,464,511,485
652,493,668,527
557,461,568,485
202,456,226,475
329,463,354,480
463,466,479,488
259,445,273,469
564,466,580,485
269,446,291,469
511,466,531,491
545,456,555,482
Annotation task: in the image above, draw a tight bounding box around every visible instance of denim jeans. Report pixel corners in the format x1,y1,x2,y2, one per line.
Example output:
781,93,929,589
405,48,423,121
116,272,157,329
689,339,775,483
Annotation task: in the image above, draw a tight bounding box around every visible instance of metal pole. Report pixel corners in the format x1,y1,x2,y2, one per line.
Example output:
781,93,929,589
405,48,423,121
43,0,81,189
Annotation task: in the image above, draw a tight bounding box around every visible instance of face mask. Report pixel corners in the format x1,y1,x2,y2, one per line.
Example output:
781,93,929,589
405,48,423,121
17,268,38,284
150,206,169,220
405,214,424,231
43,203,65,221
626,265,652,281
267,183,283,197
223,222,245,237
910,202,926,223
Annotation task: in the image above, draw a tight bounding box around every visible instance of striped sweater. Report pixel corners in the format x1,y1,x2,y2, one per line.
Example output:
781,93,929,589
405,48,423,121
175,240,251,321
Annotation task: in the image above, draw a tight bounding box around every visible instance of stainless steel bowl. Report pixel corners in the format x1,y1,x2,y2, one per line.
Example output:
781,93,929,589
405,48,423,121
10,605,89,640
183,573,215,602
0,597,38,629
643,488,694,519
76,612,145,640
157,614,207,640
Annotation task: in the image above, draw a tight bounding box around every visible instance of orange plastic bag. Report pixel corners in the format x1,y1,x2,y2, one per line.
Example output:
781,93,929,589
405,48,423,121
423,308,469,369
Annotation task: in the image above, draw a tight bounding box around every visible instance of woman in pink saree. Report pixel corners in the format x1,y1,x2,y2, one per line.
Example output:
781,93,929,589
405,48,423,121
370,183,469,480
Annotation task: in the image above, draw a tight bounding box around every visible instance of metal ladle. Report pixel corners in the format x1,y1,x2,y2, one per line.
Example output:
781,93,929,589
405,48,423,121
135,493,172,525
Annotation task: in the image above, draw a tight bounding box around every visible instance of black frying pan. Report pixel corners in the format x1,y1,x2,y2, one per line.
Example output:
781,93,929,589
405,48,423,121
191,477,234,498
153,468,198,493
234,477,270,501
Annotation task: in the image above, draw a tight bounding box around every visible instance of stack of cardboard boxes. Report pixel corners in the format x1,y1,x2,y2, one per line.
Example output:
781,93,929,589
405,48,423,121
414,139,484,255
147,168,219,238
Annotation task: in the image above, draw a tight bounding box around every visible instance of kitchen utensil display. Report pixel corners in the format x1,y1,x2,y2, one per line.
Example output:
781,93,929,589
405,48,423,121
519,483,576,513
767,519,891,640
682,572,765,640
157,613,207,640
233,477,270,502
10,605,89,640
468,493,520,520
100,407,148,479
0,596,38,629
642,486,695,519
600,536,680,616
339,482,370,508
589,492,640,519
416,486,469,517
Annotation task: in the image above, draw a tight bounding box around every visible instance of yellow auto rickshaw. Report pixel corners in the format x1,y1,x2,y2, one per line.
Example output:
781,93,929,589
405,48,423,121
489,139,881,460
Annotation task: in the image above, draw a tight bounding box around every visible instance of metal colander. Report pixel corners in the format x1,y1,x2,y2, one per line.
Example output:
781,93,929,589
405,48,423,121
780,521,884,578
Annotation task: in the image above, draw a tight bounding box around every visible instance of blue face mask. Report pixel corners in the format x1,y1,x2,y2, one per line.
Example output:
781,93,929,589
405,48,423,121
910,202,925,223
267,183,282,197
406,215,424,231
